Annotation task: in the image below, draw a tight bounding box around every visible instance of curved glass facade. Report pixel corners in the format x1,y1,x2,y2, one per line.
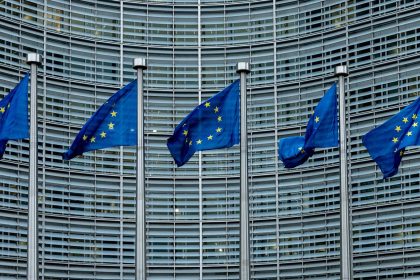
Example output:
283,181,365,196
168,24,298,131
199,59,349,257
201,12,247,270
0,0,420,279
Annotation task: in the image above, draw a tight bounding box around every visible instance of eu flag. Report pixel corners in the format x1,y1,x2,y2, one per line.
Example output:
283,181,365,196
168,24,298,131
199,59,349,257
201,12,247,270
0,73,29,159
363,97,420,178
167,80,240,167
278,83,338,168
63,80,137,160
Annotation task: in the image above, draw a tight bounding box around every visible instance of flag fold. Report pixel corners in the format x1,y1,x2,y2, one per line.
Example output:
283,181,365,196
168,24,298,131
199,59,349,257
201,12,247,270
279,83,338,168
0,73,29,159
167,80,240,167
363,97,420,178
63,80,137,160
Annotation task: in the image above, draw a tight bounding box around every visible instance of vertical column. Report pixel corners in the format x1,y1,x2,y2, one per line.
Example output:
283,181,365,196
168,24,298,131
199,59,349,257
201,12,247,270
133,58,147,280
26,53,42,280
237,62,250,280
335,65,351,280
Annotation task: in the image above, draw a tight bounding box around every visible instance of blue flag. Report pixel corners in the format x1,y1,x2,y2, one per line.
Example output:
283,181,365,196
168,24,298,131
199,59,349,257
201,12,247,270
278,83,338,168
0,73,29,159
363,97,420,179
167,80,240,167
63,80,137,160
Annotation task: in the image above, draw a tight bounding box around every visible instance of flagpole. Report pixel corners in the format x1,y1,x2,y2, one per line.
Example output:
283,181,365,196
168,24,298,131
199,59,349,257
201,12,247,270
133,57,147,280
26,53,42,280
237,62,250,280
335,65,351,280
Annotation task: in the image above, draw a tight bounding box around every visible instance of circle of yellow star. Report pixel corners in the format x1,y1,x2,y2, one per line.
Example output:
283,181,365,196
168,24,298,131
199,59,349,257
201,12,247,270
205,102,210,108
407,131,413,136
183,130,188,136
403,117,409,123
217,116,222,122
83,135,88,141
214,107,219,113
90,136,96,143
207,135,213,140
111,111,117,117
197,139,202,144
216,127,222,133
392,137,398,143
108,122,114,129
100,131,106,138
395,126,401,132
315,116,320,123
0,107,5,113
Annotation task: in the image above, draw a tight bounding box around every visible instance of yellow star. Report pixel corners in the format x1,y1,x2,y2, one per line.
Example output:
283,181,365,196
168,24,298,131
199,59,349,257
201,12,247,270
90,136,95,143
189,140,192,146
392,137,398,143
413,114,418,120
400,150,404,157
407,131,413,136
83,135,88,141
216,127,222,133
301,149,305,154
100,131,106,138
214,106,219,113
197,139,202,145
403,117,409,123
108,122,114,130
217,116,222,122
205,102,210,108
414,122,418,127
315,116,320,123
110,111,117,117
183,130,188,136
0,107,5,113
395,126,401,132
207,135,213,140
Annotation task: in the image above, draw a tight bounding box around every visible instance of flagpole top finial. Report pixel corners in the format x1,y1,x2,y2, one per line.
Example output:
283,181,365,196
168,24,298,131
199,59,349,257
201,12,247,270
335,65,348,77
133,57,147,70
26,53,42,65
236,62,250,74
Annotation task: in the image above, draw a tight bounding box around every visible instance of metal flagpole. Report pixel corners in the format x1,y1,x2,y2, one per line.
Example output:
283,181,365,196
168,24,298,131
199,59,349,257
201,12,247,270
335,65,351,280
26,53,42,280
133,57,147,280
237,62,250,280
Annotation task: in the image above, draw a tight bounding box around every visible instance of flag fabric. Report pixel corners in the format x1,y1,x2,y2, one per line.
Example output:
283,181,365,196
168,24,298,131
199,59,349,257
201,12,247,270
0,73,29,159
278,83,338,168
363,97,420,179
63,80,138,160
167,80,240,167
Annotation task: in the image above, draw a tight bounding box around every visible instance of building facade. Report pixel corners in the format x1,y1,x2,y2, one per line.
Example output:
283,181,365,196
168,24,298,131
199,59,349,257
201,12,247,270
0,0,420,279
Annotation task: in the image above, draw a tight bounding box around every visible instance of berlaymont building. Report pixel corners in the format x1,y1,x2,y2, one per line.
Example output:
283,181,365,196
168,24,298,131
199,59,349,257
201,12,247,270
1,0,420,279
